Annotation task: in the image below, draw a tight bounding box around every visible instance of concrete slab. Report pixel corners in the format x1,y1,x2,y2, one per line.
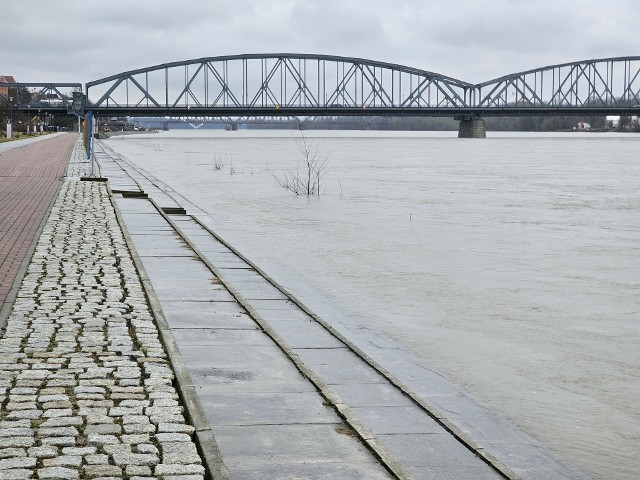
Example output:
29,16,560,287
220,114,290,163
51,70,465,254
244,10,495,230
218,272,291,298
350,406,444,434
217,265,256,271
405,465,502,480
212,424,379,467
227,462,393,480
160,300,256,330
230,284,289,300
328,382,415,408
294,347,363,365
215,270,267,283
197,251,243,263
141,192,182,211
308,361,389,385
180,344,292,368
151,278,235,302
114,199,158,214
129,233,194,257
141,257,237,302
171,328,272,347
247,299,300,311
120,223,175,234
377,433,489,468
141,255,212,279
116,211,174,229
198,391,336,426
179,235,238,251
249,305,310,323
191,366,316,393
213,260,259,269
173,227,220,237
269,323,345,349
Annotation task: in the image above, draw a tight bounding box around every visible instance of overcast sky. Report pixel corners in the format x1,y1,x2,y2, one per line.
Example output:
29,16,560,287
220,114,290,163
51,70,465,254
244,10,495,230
2,0,639,85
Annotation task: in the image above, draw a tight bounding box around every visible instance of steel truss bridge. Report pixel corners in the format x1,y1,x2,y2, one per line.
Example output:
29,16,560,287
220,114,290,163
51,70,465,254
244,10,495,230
0,83,82,113
4,54,640,118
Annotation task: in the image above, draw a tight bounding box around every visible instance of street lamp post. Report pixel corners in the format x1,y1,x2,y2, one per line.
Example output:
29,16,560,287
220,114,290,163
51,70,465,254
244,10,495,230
8,96,13,139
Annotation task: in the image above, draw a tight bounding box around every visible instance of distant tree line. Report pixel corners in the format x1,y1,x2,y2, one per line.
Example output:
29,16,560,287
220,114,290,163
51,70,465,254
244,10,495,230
0,86,32,125
247,113,639,132
251,98,640,132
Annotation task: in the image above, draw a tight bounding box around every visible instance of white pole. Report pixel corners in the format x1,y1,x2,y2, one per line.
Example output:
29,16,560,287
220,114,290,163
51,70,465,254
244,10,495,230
90,113,96,177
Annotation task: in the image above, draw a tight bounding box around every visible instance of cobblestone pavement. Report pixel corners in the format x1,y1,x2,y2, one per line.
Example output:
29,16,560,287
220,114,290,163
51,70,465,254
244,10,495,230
0,143,205,479
0,134,76,308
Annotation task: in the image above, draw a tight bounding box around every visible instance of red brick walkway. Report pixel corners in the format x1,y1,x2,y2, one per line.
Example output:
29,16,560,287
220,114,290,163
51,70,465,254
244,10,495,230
0,133,78,309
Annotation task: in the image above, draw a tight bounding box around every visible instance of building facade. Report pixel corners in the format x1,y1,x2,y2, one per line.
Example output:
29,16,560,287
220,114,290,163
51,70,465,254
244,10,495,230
0,75,17,100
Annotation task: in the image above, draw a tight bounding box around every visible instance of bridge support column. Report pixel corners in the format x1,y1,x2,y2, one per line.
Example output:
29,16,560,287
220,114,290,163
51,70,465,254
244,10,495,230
458,118,486,138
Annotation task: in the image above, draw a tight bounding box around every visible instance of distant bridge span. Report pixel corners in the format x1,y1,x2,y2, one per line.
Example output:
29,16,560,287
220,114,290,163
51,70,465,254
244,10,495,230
5,54,640,121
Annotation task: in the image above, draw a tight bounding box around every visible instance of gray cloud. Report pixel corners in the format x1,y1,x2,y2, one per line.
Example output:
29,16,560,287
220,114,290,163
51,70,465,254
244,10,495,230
1,0,638,85
289,2,386,52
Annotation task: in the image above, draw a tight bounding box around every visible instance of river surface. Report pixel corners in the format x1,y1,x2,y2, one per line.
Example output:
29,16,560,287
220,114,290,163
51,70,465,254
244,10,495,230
107,130,639,480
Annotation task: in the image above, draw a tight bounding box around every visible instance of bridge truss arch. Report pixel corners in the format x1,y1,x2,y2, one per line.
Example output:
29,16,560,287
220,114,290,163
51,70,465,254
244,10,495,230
476,56,640,113
85,54,475,116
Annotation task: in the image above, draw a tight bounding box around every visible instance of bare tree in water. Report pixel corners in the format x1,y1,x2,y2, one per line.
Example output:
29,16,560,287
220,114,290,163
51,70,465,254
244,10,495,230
269,134,329,195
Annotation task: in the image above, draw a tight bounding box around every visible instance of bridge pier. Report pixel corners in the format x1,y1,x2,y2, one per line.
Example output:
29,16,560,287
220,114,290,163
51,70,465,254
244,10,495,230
458,118,486,138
